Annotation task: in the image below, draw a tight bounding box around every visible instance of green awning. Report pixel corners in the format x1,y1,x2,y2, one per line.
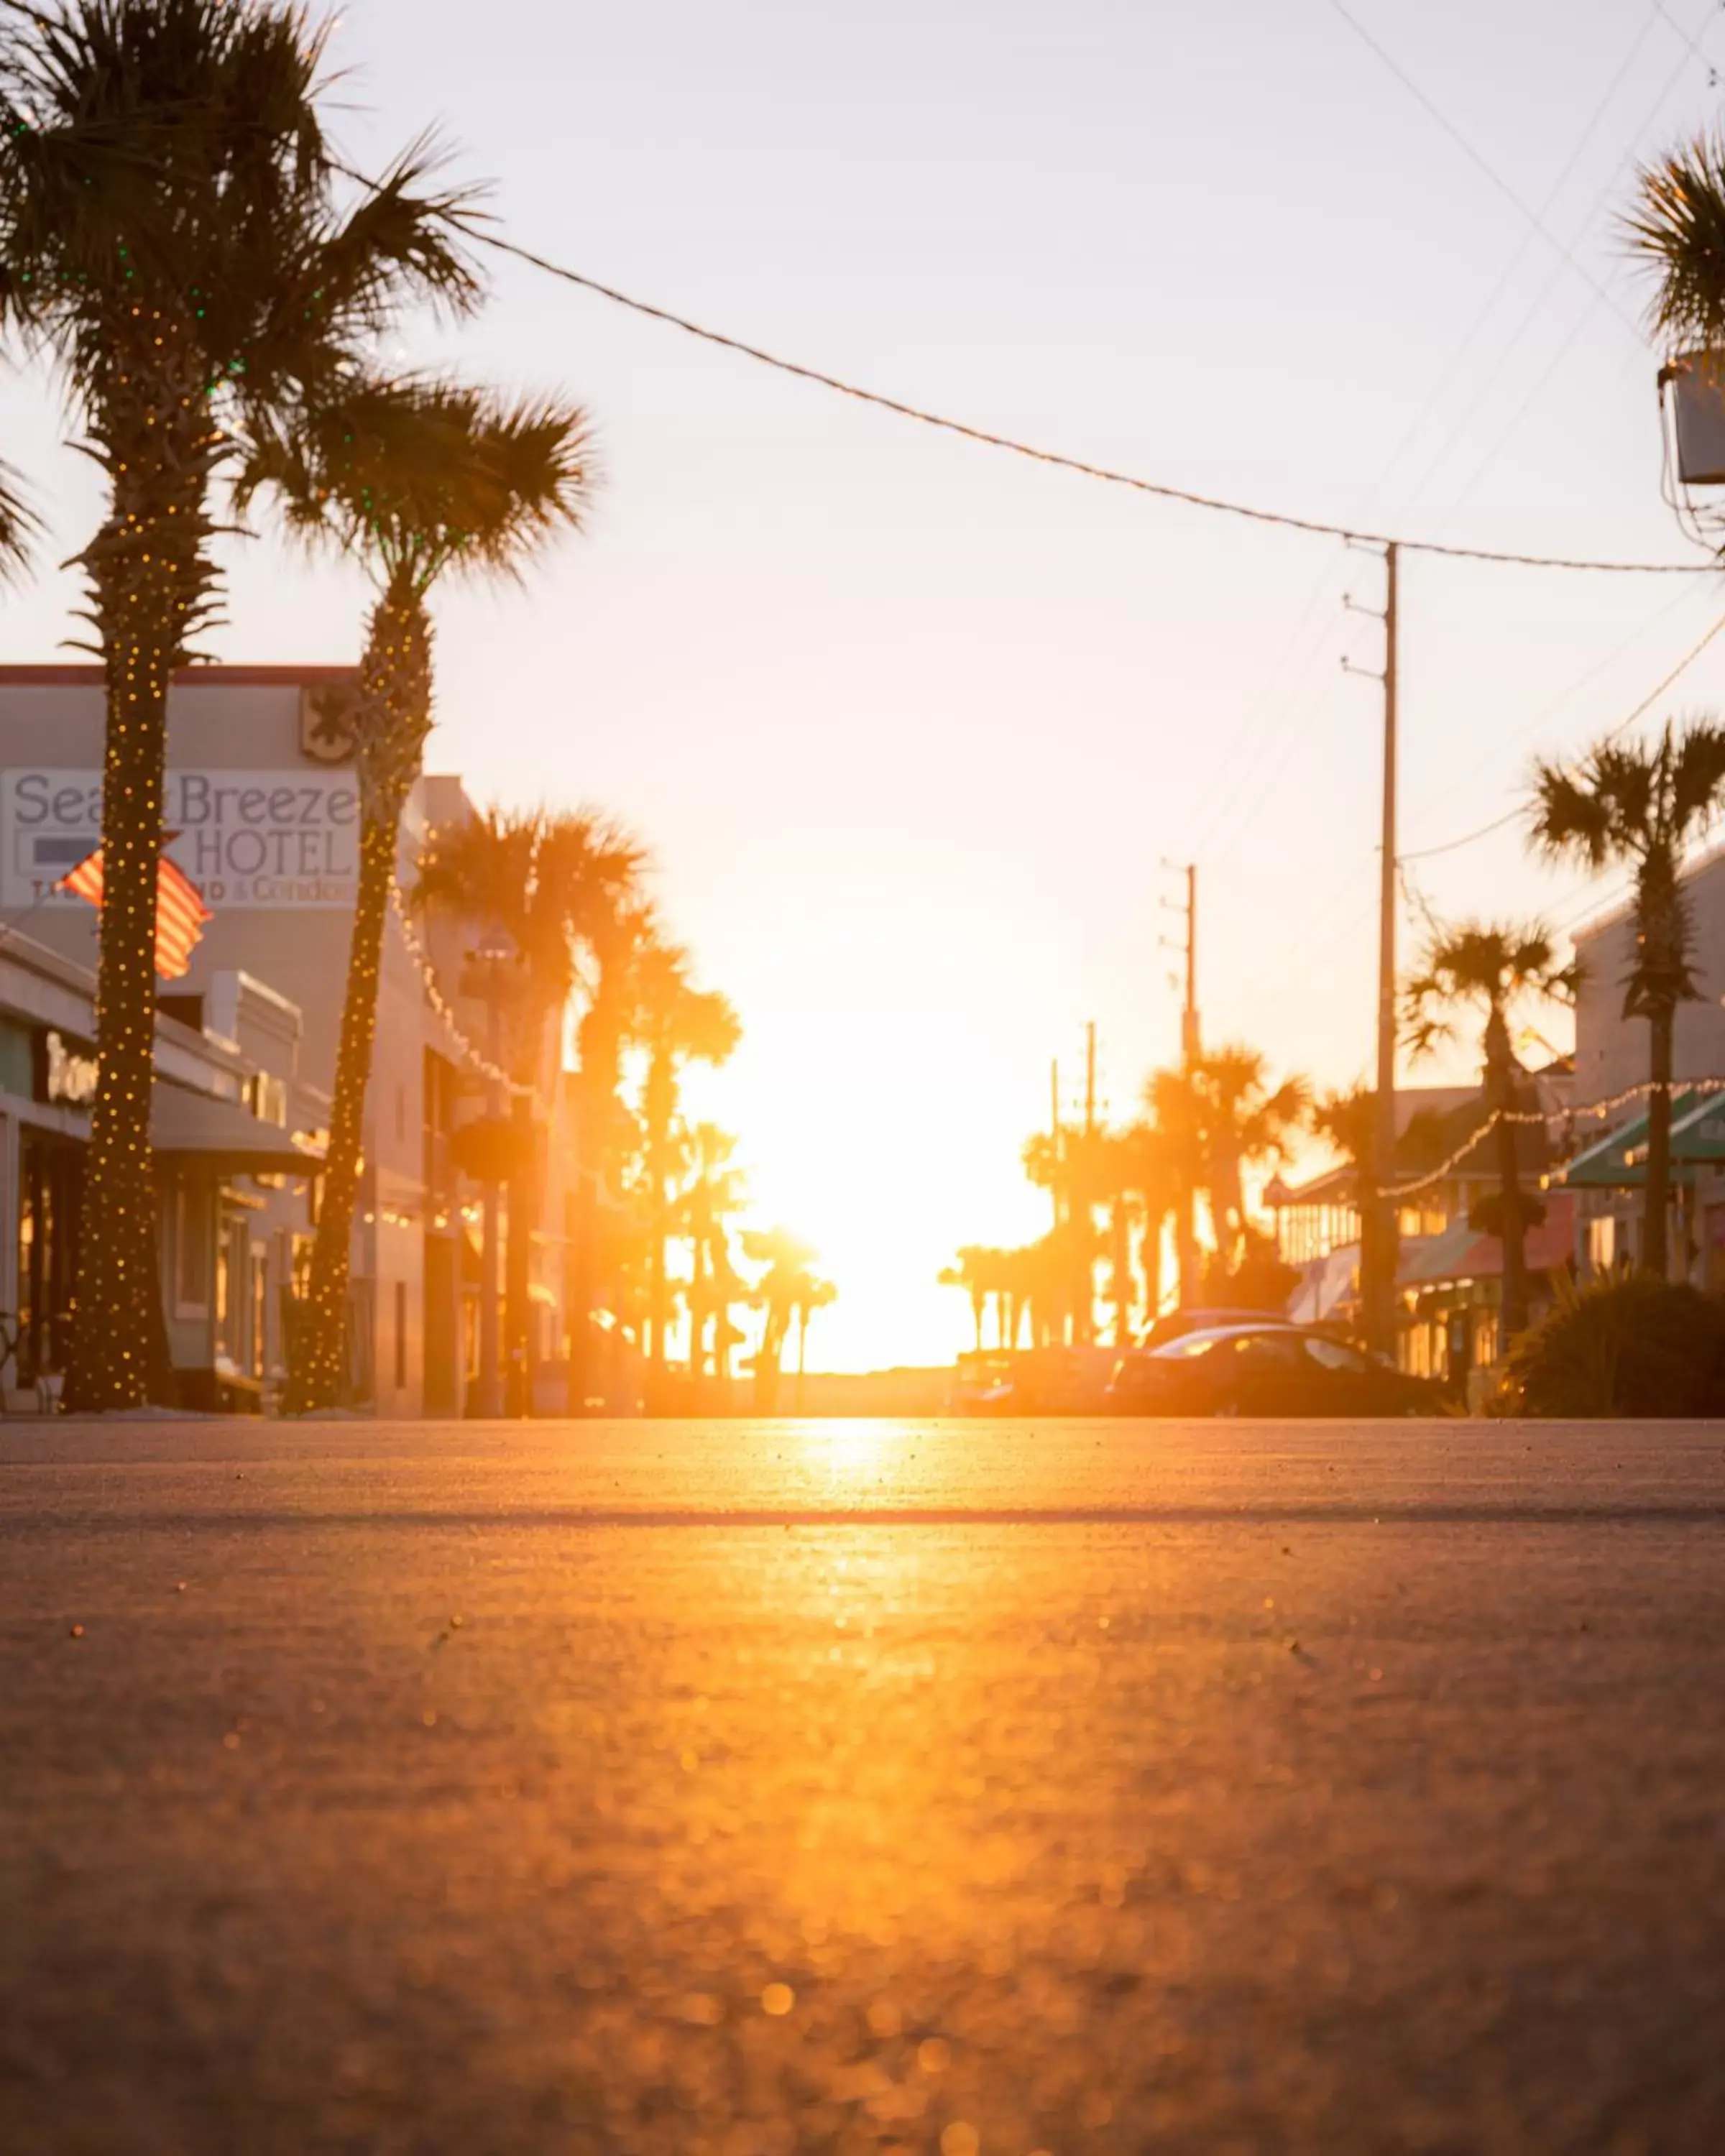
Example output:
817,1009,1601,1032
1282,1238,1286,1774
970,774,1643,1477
1554,1089,1722,1189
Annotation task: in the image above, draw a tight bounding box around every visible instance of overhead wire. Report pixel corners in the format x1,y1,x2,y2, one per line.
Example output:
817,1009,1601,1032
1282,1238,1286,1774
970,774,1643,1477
1398,604,1725,862
1324,0,1650,344
1397,575,1701,843
1356,4,1666,528
1402,2,1709,524
1192,13,1683,880
453,220,1708,576
1184,546,1350,859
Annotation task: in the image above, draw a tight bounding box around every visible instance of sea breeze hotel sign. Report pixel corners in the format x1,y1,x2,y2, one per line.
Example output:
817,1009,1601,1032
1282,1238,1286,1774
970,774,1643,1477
1,770,361,910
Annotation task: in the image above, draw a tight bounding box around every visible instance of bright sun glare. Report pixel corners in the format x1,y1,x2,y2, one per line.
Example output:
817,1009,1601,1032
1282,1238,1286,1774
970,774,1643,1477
683,916,1048,1375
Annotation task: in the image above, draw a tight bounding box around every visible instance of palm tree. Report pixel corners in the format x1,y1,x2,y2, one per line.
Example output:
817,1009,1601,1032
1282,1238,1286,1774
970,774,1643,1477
635,941,740,1404
1023,1126,1108,1342
1082,1132,1147,1348
1311,1084,1375,1216
791,1271,837,1411
1529,722,1725,1279
0,0,480,1409
568,900,658,1414
680,1121,747,1401
742,1226,831,1412
1019,1132,1072,1341
939,1245,994,1350
1192,1046,1310,1276
413,806,644,1413
1310,1084,1376,1309
1121,1119,1178,1332
1403,918,1575,1343
259,383,597,1412
1145,1066,1208,1307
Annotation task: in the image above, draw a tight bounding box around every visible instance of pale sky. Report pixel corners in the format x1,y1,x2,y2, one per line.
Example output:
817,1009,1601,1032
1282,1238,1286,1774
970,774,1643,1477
4,0,1725,1368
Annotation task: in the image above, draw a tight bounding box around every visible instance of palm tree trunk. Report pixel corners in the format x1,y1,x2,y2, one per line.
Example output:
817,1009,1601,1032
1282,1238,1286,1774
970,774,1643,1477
1176,1190,1198,1309
1215,1153,1244,1276
1141,1210,1164,1328
282,593,430,1415
1487,1028,1530,1345
796,1307,808,1413
1645,1007,1675,1280
566,1059,620,1416
645,1051,672,1404
64,346,220,1413
282,813,396,1411
566,1148,597,1416
1110,1201,1133,1345
755,1307,786,1412
503,1088,535,1415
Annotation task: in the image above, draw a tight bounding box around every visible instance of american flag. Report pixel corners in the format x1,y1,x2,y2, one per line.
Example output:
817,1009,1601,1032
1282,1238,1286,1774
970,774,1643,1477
60,844,213,981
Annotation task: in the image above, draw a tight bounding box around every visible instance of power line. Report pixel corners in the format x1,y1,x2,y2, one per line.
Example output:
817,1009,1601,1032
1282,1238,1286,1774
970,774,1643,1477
1356,4,1666,527
1398,576,1700,842
1407,9,1706,522
1325,0,1647,343
456,220,1710,576
1397,607,1725,862
1437,2,1718,522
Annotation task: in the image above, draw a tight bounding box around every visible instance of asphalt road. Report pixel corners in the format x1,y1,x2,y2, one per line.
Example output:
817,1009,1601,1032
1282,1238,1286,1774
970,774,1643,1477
3,1416,1724,2156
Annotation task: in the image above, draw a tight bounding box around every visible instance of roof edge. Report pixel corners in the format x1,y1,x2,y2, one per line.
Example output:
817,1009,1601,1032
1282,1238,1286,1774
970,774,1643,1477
0,664,359,686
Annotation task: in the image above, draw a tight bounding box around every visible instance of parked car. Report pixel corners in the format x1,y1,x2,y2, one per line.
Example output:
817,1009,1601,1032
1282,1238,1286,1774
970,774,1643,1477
953,1345,1116,1415
1141,1306,1290,1350
1107,1322,1438,1418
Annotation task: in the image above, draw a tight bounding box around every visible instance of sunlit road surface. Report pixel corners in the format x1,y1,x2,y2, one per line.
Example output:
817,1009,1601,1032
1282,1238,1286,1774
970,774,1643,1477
4,1421,1724,2155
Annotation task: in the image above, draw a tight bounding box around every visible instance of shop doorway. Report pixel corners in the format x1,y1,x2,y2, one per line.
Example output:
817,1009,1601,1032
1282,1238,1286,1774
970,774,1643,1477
17,1127,83,1388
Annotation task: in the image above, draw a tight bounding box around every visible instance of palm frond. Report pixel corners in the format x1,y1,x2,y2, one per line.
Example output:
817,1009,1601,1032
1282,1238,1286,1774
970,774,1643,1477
0,452,38,579
236,369,594,589
1628,132,1725,347
1527,756,1615,870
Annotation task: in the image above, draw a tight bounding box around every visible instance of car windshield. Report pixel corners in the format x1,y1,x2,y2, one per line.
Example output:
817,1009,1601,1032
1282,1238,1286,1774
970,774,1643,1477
1230,1331,1300,1365
1304,1336,1366,1374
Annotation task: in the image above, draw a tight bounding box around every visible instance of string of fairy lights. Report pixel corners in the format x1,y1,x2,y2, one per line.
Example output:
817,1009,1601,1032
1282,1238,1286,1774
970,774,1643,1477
387,878,532,1099
1371,1073,1725,1201
70,300,227,1408
455,221,1711,575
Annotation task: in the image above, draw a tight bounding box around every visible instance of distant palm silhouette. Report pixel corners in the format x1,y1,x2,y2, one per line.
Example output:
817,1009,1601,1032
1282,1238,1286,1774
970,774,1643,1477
635,943,740,1404
569,902,660,1413
744,1228,834,1412
1403,918,1573,1342
1190,1047,1310,1276
1529,722,1725,1279
414,806,644,1411
679,1123,749,1401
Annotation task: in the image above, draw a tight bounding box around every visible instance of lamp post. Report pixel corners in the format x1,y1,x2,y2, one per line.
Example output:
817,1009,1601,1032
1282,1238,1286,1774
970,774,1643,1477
461,922,517,1419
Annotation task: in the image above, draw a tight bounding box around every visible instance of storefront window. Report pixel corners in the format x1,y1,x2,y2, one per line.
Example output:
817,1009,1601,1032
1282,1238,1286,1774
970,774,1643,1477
17,1129,82,1384
175,1181,211,1313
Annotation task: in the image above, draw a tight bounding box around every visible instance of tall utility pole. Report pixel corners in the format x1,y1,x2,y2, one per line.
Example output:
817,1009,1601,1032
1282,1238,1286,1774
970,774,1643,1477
1374,544,1399,1355
1162,862,1200,1064
1049,1057,1062,1231
1346,542,1399,1357
1160,862,1200,1308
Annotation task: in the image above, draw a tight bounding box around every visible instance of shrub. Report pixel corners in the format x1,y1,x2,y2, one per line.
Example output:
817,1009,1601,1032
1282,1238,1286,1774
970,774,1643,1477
1506,1273,1725,1417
